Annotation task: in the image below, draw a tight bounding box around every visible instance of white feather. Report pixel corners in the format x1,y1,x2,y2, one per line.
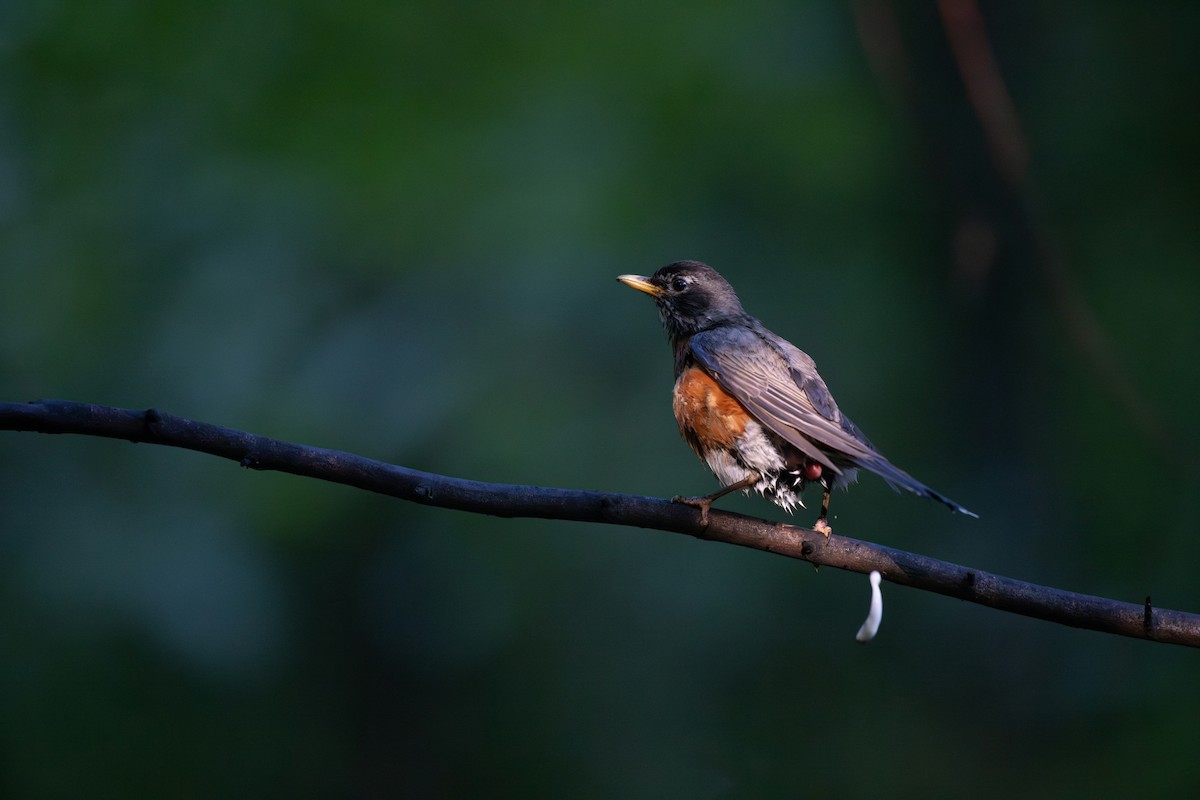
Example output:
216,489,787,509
855,571,884,643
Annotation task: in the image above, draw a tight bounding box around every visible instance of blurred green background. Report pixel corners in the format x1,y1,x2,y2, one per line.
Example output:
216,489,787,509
2,1,1199,797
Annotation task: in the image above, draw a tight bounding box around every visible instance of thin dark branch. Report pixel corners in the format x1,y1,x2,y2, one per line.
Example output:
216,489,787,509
936,0,1176,458
3,399,1197,648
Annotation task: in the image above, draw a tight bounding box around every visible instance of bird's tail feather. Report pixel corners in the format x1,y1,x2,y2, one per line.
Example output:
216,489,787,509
860,455,978,518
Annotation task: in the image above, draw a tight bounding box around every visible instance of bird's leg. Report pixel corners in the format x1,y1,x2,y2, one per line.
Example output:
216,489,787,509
814,484,833,537
673,473,760,526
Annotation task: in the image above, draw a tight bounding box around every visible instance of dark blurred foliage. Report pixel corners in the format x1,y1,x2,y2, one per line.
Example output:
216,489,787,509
2,1,1199,797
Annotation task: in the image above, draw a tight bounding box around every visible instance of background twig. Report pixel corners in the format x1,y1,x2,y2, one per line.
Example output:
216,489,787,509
3,398,1197,648
936,0,1175,456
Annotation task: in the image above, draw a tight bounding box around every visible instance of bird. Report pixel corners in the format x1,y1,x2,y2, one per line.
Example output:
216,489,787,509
618,260,976,534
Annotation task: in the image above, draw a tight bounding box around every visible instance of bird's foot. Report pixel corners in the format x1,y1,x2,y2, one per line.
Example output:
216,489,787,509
672,494,714,527
813,517,833,537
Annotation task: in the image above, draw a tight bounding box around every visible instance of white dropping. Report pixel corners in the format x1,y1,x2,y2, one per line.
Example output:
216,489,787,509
855,570,884,643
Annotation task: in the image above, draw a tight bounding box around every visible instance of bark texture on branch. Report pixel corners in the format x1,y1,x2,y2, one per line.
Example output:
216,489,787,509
2,399,1196,648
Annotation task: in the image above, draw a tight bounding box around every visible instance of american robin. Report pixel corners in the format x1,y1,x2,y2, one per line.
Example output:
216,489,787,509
618,260,976,533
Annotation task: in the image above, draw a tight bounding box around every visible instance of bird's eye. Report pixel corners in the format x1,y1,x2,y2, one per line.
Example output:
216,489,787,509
670,276,689,292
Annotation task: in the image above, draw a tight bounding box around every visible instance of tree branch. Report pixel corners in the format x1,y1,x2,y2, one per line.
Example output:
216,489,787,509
3,399,1196,648
936,0,1176,458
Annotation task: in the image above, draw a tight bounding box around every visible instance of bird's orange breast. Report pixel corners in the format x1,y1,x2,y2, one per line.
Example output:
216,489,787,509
672,366,753,457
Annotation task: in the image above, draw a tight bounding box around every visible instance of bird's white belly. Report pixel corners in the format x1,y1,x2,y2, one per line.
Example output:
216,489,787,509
703,420,808,512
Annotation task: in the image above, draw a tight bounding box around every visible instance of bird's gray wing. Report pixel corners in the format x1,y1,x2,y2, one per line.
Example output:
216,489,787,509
689,326,978,517
688,326,879,473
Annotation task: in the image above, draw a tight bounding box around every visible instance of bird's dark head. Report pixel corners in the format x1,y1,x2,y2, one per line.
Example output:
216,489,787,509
618,260,746,342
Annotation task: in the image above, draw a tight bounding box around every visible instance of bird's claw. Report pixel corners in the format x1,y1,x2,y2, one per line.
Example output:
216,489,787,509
813,517,833,537
672,495,713,527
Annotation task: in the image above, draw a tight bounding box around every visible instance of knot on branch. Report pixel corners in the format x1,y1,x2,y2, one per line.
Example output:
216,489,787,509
142,407,163,440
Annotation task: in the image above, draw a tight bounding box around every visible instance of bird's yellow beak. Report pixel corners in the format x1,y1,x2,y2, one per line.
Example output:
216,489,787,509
617,274,664,297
